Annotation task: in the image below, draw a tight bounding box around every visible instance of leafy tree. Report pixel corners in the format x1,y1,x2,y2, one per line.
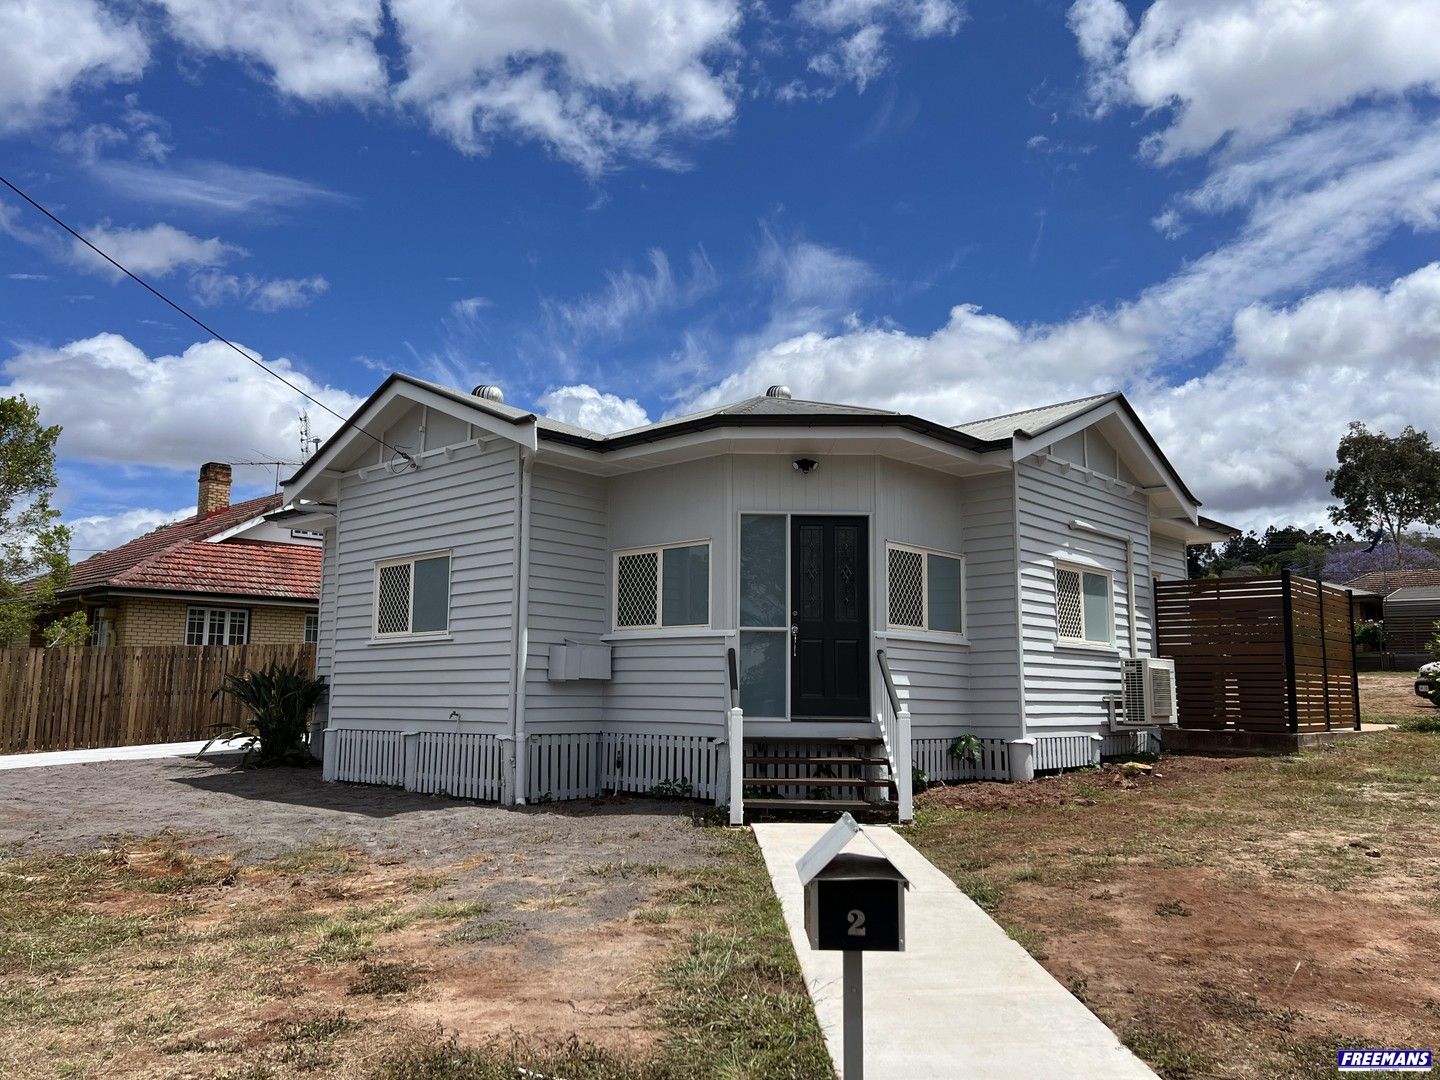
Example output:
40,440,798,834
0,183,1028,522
0,395,85,646
1188,524,1351,579
1323,539,1440,583
1327,422,1440,569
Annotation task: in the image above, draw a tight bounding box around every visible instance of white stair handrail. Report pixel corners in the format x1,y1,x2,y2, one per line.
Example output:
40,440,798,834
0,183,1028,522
875,649,914,822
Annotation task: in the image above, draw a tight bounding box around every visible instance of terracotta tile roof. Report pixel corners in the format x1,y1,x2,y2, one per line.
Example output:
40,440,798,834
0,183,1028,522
62,494,320,602
1342,569,1440,596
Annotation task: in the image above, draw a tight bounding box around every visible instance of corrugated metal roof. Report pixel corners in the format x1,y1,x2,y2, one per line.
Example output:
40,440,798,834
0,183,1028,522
953,393,1116,441
1386,585,1440,602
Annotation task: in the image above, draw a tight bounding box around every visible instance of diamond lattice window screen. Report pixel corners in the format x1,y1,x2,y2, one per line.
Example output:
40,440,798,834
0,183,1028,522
616,550,660,627
376,563,412,635
1056,567,1084,639
888,546,925,628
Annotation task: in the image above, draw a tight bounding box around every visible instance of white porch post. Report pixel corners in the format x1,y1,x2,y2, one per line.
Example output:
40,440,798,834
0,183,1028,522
895,703,913,822
727,706,745,825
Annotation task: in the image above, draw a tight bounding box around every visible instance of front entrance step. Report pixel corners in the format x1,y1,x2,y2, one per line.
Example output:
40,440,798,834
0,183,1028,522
744,735,882,746
743,754,875,766
748,776,895,790
744,798,886,813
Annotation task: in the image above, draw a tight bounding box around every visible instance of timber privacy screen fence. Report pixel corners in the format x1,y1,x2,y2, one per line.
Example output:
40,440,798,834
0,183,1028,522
1155,572,1359,734
0,643,316,754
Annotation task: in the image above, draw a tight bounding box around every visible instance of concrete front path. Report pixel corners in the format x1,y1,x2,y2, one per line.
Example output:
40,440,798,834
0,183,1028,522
754,822,1158,1080
0,739,225,771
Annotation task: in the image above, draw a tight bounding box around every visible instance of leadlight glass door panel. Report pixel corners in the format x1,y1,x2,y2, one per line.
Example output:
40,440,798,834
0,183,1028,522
789,516,869,719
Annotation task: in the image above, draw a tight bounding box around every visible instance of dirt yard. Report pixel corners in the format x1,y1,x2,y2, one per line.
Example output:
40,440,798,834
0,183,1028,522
907,724,1440,1079
0,757,828,1080
1359,670,1436,725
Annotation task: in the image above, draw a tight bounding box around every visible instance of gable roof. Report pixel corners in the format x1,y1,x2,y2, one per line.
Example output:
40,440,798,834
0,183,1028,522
954,393,1115,441
1346,569,1440,595
62,493,320,603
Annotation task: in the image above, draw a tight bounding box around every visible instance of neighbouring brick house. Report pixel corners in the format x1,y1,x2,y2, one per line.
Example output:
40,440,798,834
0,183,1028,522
44,463,321,647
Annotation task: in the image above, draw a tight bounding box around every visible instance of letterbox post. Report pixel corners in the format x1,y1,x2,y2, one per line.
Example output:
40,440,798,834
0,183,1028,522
843,949,864,1080
796,813,909,1080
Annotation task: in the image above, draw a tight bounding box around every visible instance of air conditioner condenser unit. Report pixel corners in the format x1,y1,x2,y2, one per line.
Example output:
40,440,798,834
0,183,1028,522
1114,656,1178,730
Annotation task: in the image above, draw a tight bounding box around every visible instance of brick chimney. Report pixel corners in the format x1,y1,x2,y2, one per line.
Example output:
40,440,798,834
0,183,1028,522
198,462,232,516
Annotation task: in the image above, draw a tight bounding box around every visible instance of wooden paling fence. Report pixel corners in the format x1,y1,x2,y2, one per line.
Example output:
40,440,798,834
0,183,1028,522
1156,572,1358,734
0,644,316,755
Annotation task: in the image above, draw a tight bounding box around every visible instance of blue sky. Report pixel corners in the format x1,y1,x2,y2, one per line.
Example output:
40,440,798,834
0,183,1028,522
3,0,1440,553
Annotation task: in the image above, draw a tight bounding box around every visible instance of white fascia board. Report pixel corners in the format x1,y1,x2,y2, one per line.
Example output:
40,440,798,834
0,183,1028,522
1013,401,1199,524
1150,516,1230,545
536,424,1002,477
285,382,537,502
203,514,273,544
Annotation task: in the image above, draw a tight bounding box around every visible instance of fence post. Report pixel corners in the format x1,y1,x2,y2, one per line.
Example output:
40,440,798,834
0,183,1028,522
1347,589,1361,730
727,707,745,826
1281,569,1298,733
895,704,913,823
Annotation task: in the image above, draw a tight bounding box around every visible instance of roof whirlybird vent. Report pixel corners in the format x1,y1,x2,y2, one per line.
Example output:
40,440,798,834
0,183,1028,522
765,384,792,399
472,384,505,402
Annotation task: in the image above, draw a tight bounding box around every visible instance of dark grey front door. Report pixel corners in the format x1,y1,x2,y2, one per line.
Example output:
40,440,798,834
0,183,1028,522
790,516,870,719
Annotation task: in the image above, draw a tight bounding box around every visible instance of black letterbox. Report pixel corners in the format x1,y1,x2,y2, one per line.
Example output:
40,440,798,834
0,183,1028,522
803,851,908,952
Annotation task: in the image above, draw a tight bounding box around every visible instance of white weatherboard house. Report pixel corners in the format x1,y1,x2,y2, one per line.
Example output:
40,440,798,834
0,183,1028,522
276,376,1231,823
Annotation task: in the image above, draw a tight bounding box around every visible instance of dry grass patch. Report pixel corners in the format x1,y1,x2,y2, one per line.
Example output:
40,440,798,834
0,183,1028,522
906,731,1440,1080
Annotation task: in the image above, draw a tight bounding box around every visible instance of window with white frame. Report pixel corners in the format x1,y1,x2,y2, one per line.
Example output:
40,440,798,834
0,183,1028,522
1055,563,1113,644
886,543,965,634
304,612,319,644
373,553,451,638
613,541,710,630
186,606,249,645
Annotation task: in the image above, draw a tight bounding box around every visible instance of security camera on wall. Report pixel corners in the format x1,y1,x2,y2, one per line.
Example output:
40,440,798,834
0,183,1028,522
792,458,819,475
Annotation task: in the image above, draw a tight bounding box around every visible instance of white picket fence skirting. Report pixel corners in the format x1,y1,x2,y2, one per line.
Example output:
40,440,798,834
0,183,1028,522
599,732,721,800
324,727,719,804
1033,733,1103,772
912,736,1011,782
323,728,406,786
413,731,507,801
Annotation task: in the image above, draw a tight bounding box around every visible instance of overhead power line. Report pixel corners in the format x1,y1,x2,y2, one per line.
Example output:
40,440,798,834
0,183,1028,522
0,174,411,470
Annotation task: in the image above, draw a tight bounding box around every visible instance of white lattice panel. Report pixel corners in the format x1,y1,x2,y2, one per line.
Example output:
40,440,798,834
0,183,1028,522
376,563,410,634
615,551,659,627
1056,567,1084,639
888,547,924,627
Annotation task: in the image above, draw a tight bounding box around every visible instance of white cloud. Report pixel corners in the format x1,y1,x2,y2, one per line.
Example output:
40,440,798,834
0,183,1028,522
1071,0,1440,162
190,271,330,312
546,248,718,343
1137,263,1440,527
450,296,492,320
92,159,350,216
389,0,741,173
0,333,361,471
538,384,650,434
71,222,241,280
154,0,387,102
0,0,148,132
66,505,195,558
674,259,1440,528
797,0,964,92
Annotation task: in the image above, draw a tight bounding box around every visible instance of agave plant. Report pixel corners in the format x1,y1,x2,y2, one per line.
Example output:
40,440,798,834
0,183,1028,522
203,660,326,766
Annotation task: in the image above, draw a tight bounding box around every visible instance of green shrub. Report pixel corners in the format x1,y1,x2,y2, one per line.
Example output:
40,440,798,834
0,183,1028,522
204,660,326,766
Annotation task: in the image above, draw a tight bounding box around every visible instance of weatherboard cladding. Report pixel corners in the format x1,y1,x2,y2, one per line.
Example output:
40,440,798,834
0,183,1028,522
328,441,518,731
1016,452,1155,733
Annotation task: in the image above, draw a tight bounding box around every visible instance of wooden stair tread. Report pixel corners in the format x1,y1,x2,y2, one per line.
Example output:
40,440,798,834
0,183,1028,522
744,798,880,812
743,755,875,766
745,777,894,788
743,735,882,746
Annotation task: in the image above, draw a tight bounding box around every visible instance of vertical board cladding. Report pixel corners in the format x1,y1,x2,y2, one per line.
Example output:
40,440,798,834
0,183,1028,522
1016,453,1151,734
525,464,608,731
328,442,517,732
